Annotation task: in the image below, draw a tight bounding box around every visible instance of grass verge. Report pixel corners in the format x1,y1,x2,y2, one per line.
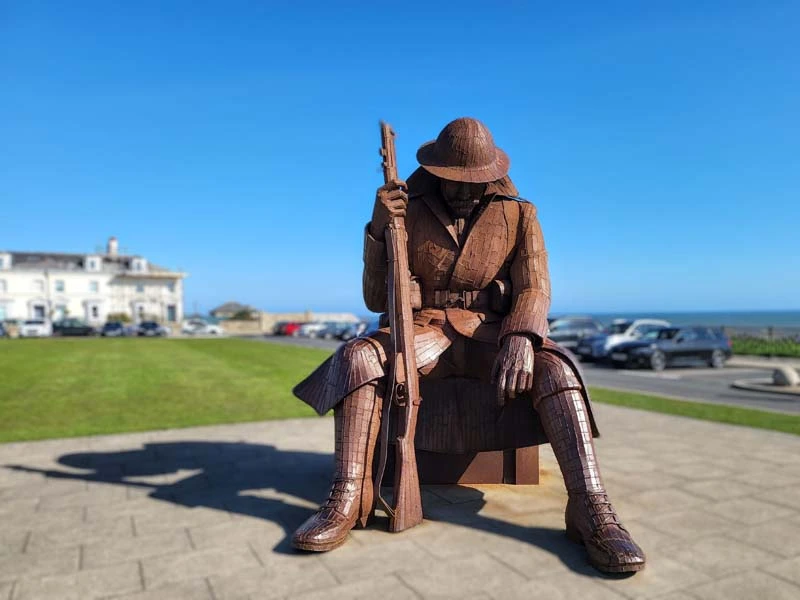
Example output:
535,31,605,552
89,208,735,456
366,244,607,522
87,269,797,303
590,386,800,436
0,338,330,443
732,336,800,358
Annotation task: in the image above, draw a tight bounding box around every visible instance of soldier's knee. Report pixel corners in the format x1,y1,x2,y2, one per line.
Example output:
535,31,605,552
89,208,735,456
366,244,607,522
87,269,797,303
533,351,582,401
339,337,386,376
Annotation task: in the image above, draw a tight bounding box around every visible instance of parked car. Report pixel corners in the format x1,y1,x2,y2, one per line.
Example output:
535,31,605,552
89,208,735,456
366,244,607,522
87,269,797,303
53,318,97,336
137,321,169,337
19,319,52,338
297,322,327,338
546,316,604,351
283,322,303,337
576,318,671,361
339,321,369,341
0,322,6,337
609,326,732,371
316,321,351,340
182,319,223,335
101,321,127,337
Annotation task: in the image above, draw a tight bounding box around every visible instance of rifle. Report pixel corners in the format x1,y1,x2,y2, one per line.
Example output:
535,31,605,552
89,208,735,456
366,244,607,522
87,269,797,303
374,121,424,533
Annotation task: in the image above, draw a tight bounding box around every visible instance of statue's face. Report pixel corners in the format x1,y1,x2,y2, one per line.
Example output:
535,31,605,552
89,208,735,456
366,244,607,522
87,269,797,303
440,179,488,218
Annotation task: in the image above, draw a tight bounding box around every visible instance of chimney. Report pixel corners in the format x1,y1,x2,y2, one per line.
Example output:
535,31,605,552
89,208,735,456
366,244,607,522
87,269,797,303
107,236,119,256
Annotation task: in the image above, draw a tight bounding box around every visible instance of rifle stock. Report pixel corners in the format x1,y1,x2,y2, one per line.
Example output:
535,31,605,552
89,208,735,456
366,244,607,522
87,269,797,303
376,121,424,533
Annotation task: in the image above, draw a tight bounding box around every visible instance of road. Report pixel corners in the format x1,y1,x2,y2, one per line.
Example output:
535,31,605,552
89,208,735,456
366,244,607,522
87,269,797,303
253,335,800,414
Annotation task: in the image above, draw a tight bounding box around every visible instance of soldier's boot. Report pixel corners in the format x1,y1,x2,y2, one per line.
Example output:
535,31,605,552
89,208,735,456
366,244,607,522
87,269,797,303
535,387,646,573
292,382,382,552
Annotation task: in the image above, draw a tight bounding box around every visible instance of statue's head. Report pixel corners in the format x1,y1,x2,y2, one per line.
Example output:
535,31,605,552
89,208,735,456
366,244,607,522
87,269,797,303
417,117,510,217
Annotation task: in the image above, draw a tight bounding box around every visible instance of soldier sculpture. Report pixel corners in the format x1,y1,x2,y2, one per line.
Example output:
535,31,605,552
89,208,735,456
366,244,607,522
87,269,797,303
292,117,646,574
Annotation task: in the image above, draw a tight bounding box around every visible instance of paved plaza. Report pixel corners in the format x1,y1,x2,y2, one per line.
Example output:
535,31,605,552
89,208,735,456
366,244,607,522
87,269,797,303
2,404,800,599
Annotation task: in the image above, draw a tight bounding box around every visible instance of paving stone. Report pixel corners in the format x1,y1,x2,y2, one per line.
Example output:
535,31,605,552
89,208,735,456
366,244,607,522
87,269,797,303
133,506,232,537
690,570,800,600
726,517,800,558
661,535,780,579
26,515,133,552
36,485,128,511
106,578,214,600
613,488,706,522
398,552,526,598
680,478,761,501
0,532,28,556
0,546,79,580
709,497,795,525
0,477,87,501
764,555,800,586
2,506,84,535
731,468,800,489
12,562,141,600
83,529,192,569
495,570,628,599
595,556,710,599
211,560,337,600
319,539,434,583
660,462,735,481
187,517,287,551
287,574,419,600
755,484,800,511
646,508,737,540
0,581,13,600
141,546,259,589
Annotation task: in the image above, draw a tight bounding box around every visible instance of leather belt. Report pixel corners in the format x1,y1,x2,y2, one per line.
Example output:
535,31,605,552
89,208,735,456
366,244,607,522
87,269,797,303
424,288,490,309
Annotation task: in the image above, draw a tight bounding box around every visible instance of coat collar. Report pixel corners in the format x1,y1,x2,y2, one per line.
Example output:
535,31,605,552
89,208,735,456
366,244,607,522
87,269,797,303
421,193,459,246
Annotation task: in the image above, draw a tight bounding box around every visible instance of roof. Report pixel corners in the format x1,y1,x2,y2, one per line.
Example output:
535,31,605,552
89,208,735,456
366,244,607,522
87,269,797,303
2,251,182,277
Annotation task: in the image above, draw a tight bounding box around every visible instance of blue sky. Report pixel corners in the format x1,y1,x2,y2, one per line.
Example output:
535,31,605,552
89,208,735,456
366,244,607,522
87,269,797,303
2,1,798,316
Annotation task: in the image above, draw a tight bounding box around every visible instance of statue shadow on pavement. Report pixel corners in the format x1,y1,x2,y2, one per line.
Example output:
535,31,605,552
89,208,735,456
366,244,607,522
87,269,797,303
5,440,614,578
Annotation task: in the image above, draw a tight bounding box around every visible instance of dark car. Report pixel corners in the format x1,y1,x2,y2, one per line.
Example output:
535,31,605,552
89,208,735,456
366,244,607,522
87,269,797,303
317,321,351,340
339,321,370,341
609,326,732,371
53,318,97,336
0,322,6,337
101,321,126,337
137,321,168,337
547,316,604,351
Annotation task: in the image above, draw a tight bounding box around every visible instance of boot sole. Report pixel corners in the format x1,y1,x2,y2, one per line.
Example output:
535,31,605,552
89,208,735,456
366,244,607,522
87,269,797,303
566,525,645,574
292,536,349,552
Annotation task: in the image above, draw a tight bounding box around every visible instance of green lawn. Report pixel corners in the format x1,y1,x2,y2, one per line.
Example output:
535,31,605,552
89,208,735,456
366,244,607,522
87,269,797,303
0,338,328,442
1,338,798,443
589,387,800,436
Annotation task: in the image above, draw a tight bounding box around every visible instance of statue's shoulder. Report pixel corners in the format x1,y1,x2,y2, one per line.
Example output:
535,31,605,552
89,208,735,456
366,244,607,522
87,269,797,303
492,194,530,204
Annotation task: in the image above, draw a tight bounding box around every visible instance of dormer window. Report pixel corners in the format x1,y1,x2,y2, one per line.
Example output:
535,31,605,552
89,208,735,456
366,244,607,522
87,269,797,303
85,255,101,272
131,258,148,273
0,253,10,270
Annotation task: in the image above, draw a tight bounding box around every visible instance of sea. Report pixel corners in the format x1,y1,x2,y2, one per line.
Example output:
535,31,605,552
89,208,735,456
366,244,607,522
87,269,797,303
572,310,800,338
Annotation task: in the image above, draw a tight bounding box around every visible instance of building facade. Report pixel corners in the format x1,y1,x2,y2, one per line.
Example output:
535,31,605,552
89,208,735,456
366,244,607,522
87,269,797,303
0,237,186,325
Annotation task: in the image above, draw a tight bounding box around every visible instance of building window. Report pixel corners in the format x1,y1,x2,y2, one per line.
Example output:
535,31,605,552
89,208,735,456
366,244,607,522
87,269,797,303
89,281,99,293
55,280,65,292
136,284,144,293
167,305,177,322
0,279,6,293
167,282,175,293
91,305,99,319
0,257,4,269
89,260,96,270
33,280,44,293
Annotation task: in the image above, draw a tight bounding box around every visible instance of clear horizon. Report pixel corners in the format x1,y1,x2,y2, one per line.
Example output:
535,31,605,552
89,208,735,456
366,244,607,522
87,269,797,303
3,1,799,315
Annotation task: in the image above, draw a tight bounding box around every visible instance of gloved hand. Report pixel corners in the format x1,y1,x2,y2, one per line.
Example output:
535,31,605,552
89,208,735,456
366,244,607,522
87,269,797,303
491,334,535,406
369,179,408,241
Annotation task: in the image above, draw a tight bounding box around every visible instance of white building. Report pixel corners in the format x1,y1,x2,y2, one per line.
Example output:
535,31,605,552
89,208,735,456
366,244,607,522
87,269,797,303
0,237,186,325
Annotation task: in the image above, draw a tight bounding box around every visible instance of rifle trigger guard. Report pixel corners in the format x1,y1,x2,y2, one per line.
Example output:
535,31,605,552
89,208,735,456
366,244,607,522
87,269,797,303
394,383,407,407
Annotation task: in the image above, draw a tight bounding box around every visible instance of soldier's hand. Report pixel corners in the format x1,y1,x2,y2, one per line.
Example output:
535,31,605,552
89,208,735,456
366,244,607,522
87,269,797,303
369,179,408,240
491,334,535,407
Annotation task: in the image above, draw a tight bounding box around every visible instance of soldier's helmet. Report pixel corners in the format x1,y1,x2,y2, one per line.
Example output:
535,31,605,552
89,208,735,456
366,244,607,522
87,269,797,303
416,117,510,183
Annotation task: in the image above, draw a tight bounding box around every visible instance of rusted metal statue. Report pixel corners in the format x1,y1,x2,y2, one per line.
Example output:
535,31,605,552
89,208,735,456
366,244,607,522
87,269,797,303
292,117,646,573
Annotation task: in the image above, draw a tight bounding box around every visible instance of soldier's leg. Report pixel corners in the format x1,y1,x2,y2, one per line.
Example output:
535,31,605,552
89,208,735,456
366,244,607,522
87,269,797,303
533,351,645,573
292,381,383,552
292,324,451,551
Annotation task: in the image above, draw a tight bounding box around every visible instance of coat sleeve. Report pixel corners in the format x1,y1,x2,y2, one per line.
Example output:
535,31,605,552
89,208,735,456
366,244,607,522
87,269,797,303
362,223,388,312
499,202,551,348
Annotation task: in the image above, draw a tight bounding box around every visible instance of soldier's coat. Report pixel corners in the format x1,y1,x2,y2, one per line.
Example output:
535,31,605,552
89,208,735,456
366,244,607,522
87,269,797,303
294,169,598,452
